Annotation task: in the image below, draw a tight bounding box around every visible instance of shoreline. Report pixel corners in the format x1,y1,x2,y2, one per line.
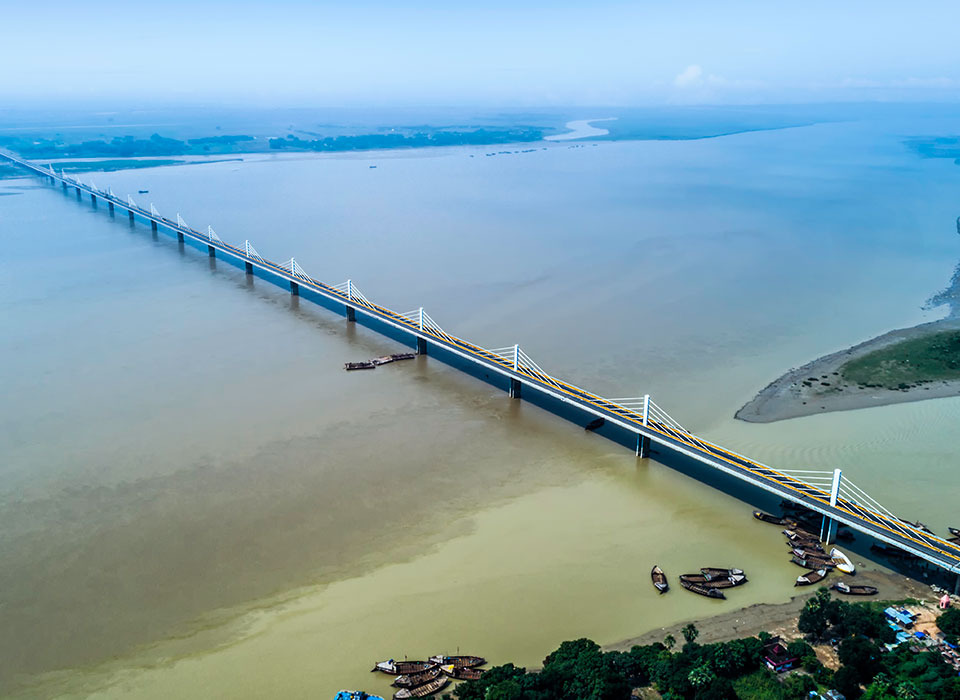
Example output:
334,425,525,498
605,569,931,652
736,317,960,423
544,117,617,141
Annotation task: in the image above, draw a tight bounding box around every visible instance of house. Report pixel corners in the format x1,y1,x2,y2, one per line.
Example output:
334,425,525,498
762,636,799,673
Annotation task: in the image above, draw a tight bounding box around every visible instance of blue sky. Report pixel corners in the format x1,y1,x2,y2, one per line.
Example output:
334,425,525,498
4,0,959,106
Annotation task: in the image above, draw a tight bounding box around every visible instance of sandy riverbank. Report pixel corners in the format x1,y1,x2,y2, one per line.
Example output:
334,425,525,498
605,569,931,651
736,318,960,423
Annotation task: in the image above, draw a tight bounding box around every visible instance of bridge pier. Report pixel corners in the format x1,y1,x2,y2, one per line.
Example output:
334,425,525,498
509,378,522,399
290,281,299,296
819,469,843,546
245,261,253,274
61,181,66,190
636,433,651,458
177,231,184,242
207,245,216,258
151,220,158,232
416,337,428,355
955,573,959,596
128,209,135,222
75,187,81,197
90,193,96,204
345,306,356,322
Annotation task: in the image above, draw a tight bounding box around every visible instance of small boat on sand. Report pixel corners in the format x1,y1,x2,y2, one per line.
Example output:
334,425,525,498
701,567,744,579
651,566,669,594
830,548,855,575
796,569,829,586
585,417,605,431
753,511,797,527
373,660,436,675
792,548,832,563
680,573,746,589
346,361,377,371
791,555,834,570
680,578,725,599
832,581,878,596
428,655,485,669
392,677,449,699
440,665,484,680
393,666,443,689
783,528,821,544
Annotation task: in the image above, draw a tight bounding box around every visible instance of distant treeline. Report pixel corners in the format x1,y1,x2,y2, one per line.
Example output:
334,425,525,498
2,127,546,160
267,128,544,152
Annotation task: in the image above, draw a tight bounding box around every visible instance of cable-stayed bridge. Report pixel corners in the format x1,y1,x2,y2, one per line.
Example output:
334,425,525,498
4,151,959,587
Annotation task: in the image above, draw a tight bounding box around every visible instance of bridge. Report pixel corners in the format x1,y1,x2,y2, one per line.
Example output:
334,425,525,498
5,150,960,589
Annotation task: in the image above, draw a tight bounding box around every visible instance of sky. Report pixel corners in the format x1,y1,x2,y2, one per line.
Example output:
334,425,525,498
3,0,960,107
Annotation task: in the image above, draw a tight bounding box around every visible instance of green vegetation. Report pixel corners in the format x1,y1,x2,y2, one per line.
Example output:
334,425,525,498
840,330,960,389
267,127,544,152
449,593,959,699
54,159,186,172
939,607,960,644
1,133,256,159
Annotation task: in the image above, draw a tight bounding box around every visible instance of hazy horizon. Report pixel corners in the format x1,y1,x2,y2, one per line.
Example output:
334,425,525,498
4,0,960,107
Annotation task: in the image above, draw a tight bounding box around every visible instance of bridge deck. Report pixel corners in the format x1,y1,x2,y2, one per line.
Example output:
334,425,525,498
5,151,959,578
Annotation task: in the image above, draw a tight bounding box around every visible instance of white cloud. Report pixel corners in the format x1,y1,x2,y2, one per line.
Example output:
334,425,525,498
674,65,703,88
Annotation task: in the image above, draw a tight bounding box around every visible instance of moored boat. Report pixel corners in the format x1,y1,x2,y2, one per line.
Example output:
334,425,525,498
830,548,855,575
753,511,796,527
680,573,746,589
393,666,443,689
701,567,744,579
336,692,384,700
679,578,725,599
950,527,960,538
651,566,669,594
832,581,878,596
346,361,377,371
390,353,416,361
791,547,829,561
393,677,449,699
373,660,436,675
373,356,396,366
585,417,605,431
428,655,485,669
440,664,484,680
796,568,829,586
791,555,834,570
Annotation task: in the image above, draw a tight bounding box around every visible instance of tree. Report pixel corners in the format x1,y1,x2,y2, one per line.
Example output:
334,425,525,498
835,664,864,700
664,634,676,651
939,607,960,643
682,623,700,645
782,673,817,700
799,588,834,640
838,635,882,683
688,662,715,688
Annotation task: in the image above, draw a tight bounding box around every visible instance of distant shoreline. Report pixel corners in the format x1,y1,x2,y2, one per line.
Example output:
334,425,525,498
544,117,617,141
736,318,960,423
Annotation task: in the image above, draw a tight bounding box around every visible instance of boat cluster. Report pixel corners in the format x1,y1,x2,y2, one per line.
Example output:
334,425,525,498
650,565,747,600
368,655,486,699
344,353,416,371
752,510,878,594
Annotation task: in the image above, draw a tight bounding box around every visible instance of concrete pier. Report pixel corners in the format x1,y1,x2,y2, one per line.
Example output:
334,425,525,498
128,209,135,221
90,193,96,204
151,220,158,232
245,261,253,274
345,306,356,322
108,201,114,213
636,434,651,458
510,378,522,399
417,337,428,355
177,231,184,242
290,281,299,296
207,245,216,258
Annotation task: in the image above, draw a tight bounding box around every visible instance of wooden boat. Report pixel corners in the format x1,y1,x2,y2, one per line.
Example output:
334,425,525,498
428,655,485,669
345,361,377,371
830,548,856,575
393,677,449,699
701,567,744,579
680,574,746,589
651,566,669,594
782,529,820,543
373,660,436,675
949,527,960,538
898,517,934,534
679,578,725,599
791,555,834,570
390,353,416,361
585,417,605,432
832,581,878,596
440,665,484,680
753,511,796,527
796,568,829,586
792,548,832,563
335,692,385,700
373,356,396,366
392,666,443,689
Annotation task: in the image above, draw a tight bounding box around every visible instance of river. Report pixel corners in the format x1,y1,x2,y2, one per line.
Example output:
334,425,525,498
2,113,960,698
